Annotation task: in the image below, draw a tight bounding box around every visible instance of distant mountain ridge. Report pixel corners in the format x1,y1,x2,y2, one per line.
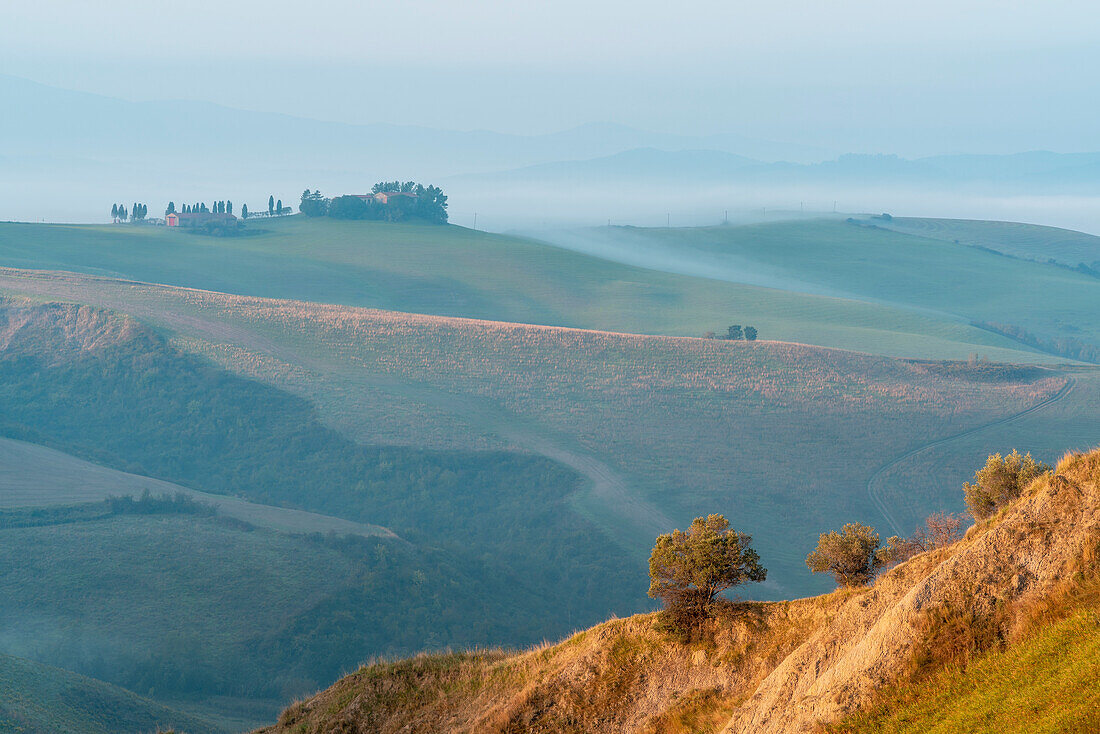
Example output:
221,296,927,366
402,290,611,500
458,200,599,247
5,72,1100,226
451,148,1100,192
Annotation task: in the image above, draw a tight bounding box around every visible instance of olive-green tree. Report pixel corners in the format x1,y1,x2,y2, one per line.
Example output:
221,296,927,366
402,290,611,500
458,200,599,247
806,522,894,587
963,450,1049,519
648,514,766,627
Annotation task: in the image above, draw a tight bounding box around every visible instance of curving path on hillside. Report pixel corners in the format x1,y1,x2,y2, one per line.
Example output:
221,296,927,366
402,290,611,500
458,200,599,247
866,375,1077,535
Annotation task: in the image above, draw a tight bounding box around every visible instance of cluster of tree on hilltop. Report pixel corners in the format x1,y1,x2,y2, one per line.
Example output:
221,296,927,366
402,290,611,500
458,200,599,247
299,183,448,224
649,450,1047,638
166,200,235,216
111,203,147,222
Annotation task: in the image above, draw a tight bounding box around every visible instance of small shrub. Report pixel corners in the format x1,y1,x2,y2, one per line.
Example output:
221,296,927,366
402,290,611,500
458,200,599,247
963,450,1050,519
877,512,968,571
914,512,965,550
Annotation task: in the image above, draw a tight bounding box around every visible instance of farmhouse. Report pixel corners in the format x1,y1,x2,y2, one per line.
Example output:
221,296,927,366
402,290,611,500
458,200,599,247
355,192,419,205
166,212,238,228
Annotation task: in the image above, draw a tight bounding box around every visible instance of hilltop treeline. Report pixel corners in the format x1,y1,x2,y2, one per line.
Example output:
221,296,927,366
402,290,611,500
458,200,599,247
111,203,147,222
300,182,448,224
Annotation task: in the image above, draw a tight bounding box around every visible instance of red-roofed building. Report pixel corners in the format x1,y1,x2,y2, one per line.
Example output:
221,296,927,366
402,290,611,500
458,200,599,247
167,212,238,228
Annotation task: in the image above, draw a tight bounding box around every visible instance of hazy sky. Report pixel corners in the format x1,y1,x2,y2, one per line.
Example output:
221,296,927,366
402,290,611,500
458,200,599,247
5,1,1100,153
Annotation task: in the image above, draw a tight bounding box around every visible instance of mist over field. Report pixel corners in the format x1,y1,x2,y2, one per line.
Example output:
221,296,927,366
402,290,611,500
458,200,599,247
5,72,1100,232
5,2,1100,732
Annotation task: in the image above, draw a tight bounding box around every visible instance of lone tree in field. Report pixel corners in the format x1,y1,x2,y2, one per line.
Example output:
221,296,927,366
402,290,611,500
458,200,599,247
963,450,1049,519
744,326,758,341
727,325,743,340
649,514,766,628
806,522,894,587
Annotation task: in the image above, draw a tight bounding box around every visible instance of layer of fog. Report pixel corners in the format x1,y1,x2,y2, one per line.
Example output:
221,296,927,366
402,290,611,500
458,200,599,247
448,180,1100,235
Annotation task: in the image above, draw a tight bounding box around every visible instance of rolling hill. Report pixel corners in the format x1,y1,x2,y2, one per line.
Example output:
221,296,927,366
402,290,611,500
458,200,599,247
0,217,1061,362
255,445,1100,734
0,215,1097,727
538,218,1100,360
0,652,223,734
873,216,1100,268
0,298,643,722
0,281,1089,600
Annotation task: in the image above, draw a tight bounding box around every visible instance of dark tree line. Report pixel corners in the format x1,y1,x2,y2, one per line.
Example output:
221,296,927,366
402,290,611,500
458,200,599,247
111,203,147,222
299,183,449,225
174,200,235,215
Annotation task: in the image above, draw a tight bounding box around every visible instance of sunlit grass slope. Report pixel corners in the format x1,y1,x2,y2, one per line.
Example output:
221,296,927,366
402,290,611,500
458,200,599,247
0,217,1051,361
0,651,223,734
830,604,1100,733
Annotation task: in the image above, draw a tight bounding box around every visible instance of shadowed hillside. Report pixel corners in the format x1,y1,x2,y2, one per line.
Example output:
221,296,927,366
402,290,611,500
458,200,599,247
0,652,223,734
257,446,1100,734
0,298,642,720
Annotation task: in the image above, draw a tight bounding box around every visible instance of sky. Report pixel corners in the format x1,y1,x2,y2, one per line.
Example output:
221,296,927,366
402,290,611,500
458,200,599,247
4,0,1100,154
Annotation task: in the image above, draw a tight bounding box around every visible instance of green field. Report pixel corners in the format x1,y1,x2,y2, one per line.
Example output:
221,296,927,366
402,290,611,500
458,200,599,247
570,218,1100,358
831,586,1100,734
0,217,1057,362
876,216,1100,268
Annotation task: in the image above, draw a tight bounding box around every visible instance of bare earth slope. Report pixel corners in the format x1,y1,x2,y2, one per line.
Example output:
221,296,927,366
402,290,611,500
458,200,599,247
256,447,1100,734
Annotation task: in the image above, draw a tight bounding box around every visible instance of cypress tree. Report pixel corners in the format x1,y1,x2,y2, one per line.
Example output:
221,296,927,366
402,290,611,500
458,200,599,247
268,195,274,215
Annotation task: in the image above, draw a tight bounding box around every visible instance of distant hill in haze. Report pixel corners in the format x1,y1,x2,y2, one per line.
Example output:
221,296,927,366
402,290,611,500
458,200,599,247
11,73,1100,229
0,74,826,223
451,148,1100,191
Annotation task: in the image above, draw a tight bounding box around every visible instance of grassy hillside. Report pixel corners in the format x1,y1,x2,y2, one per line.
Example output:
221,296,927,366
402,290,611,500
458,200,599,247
829,600,1100,733
877,216,1100,268
0,507,514,713
0,217,1055,361
566,219,1100,360
0,281,1086,600
0,652,223,734
0,436,393,538
256,446,1100,734
0,299,647,719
